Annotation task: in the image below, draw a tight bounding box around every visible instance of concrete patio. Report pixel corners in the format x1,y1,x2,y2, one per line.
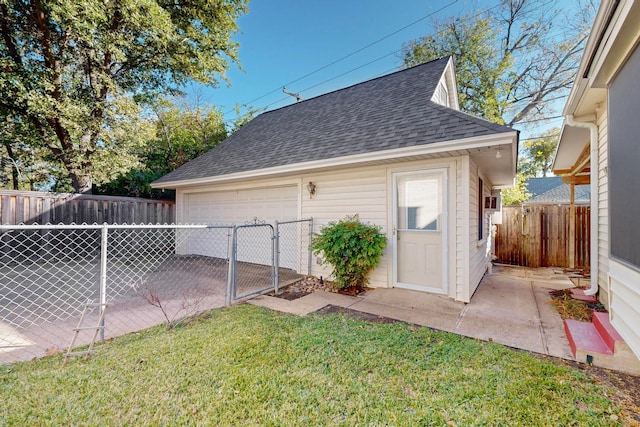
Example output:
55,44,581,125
248,264,575,360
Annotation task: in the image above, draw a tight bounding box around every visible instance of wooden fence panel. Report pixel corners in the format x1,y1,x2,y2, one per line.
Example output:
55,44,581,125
0,190,175,225
495,204,590,268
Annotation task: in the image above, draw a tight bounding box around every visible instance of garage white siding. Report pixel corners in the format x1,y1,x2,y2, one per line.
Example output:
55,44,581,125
301,166,388,288
467,160,492,301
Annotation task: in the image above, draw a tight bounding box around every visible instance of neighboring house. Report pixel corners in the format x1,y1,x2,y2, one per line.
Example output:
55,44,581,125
524,177,590,204
552,0,640,359
152,57,519,303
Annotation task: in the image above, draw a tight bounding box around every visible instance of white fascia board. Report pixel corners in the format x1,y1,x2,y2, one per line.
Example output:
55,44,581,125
152,132,518,189
563,0,639,115
562,0,617,115
444,57,460,111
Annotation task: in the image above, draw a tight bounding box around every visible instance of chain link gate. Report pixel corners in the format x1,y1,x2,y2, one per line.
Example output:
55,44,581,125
229,223,276,302
275,219,313,293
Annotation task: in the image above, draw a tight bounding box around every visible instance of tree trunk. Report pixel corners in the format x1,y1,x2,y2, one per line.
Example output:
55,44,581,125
69,171,92,194
2,141,20,190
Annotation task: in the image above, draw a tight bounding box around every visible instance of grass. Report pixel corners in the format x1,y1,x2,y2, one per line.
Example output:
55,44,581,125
0,305,624,426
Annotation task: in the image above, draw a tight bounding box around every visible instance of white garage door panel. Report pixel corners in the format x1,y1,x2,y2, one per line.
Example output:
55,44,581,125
183,186,299,265
186,187,297,224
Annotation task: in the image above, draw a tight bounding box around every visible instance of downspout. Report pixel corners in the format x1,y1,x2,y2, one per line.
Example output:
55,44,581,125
565,114,599,295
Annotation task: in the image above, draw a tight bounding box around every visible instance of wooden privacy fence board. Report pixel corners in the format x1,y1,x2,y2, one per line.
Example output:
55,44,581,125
0,190,175,225
495,204,590,268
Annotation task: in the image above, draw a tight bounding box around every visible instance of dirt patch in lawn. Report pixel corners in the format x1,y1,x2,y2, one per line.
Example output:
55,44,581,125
269,276,370,300
314,305,405,324
564,359,640,424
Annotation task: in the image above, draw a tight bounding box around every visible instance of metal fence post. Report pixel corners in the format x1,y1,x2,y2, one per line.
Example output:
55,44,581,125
308,217,313,276
274,221,280,293
225,226,236,306
99,223,108,342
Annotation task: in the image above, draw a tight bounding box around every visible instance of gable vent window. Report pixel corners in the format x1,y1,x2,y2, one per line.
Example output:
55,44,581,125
433,81,449,107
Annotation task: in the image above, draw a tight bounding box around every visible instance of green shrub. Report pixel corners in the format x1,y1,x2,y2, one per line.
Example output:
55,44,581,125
311,215,387,290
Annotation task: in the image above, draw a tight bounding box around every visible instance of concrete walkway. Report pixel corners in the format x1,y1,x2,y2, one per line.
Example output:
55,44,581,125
248,264,575,360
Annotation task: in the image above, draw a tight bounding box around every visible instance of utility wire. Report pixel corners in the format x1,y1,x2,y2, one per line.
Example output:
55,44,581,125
520,133,560,142
227,0,569,122
228,2,514,119
517,115,563,124
224,0,461,115
263,51,400,112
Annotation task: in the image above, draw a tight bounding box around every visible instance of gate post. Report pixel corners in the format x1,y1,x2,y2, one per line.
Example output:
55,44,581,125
225,226,236,306
274,221,280,294
99,223,108,342
308,218,313,276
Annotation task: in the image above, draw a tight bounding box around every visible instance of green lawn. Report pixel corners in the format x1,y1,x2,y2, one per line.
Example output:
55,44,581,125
0,305,624,426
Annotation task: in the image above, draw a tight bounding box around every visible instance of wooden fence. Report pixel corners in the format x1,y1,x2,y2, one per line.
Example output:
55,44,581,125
494,204,590,268
0,190,175,225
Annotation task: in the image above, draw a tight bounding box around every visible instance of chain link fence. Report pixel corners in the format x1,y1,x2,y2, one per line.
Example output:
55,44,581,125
0,219,312,364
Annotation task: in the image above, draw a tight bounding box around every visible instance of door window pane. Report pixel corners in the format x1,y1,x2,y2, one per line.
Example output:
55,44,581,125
397,174,441,230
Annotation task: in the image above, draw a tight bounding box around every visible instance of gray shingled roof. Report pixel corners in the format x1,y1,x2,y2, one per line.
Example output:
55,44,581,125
525,177,564,198
524,177,590,203
154,57,515,185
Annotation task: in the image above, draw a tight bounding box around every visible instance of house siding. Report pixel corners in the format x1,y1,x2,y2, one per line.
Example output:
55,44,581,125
455,158,465,301
597,107,610,307
301,166,388,288
467,159,491,301
610,261,640,360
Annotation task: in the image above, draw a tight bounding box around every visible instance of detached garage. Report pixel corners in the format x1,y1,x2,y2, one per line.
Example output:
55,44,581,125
152,57,519,302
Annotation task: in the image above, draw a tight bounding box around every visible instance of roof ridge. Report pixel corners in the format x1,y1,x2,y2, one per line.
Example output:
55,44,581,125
261,56,451,117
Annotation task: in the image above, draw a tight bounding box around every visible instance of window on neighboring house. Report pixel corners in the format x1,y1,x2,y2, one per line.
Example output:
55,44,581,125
609,43,640,271
478,177,484,241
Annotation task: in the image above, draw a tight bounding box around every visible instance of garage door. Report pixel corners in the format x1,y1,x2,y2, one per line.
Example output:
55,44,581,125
181,186,299,267
184,186,298,225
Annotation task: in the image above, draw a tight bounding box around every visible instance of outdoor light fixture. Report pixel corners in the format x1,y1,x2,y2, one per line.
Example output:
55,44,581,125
306,181,316,197
495,149,502,159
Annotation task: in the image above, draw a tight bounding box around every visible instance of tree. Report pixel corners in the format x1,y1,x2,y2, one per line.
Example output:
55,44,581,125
0,109,52,190
501,174,532,206
520,128,559,177
95,97,227,198
0,0,248,193
401,0,593,126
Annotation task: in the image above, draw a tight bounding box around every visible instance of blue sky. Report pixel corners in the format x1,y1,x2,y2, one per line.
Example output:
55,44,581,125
189,0,584,140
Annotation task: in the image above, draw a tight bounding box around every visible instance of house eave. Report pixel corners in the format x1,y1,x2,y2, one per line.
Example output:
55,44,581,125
563,0,640,117
152,132,518,189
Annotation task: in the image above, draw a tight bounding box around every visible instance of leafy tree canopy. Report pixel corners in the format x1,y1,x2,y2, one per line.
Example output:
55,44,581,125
401,0,594,127
0,0,248,193
519,128,560,177
501,174,532,206
94,96,260,199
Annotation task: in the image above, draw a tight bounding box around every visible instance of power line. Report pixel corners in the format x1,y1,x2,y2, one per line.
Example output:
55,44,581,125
520,133,560,142
263,51,400,112
224,0,461,116
517,115,563,124
229,3,508,119
227,0,572,123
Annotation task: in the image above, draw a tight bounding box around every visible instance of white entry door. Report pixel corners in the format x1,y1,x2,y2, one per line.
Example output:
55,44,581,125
393,169,447,294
